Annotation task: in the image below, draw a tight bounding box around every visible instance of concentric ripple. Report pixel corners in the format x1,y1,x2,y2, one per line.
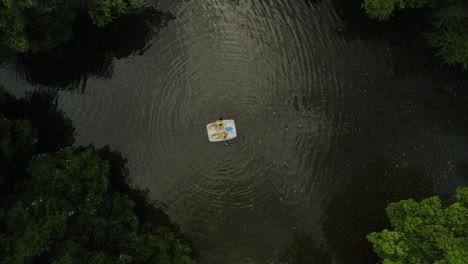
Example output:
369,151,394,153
58,0,349,262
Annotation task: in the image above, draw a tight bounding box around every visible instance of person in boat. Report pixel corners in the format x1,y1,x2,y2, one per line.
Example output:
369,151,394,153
215,117,224,129
219,131,228,139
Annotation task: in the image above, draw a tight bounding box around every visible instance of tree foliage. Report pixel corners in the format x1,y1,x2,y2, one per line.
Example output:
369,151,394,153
0,87,38,162
367,187,468,264
362,0,437,20
0,0,140,53
362,0,468,70
428,6,468,70
0,117,37,162
0,149,195,264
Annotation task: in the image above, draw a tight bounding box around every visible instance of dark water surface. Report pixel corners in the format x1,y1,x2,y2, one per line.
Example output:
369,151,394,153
2,0,468,263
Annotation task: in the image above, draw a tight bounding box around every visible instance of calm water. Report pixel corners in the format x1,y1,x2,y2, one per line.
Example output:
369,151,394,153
2,0,468,263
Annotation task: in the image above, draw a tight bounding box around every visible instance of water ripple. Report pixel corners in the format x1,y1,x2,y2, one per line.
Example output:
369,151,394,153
61,0,348,262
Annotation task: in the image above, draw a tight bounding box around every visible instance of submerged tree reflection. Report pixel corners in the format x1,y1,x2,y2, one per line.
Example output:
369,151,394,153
13,8,174,91
275,233,336,264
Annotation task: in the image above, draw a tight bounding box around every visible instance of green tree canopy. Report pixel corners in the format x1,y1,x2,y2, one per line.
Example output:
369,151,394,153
428,6,468,70
362,0,468,70
0,149,195,264
0,0,140,53
367,187,468,264
362,0,437,20
0,117,37,162
0,87,37,163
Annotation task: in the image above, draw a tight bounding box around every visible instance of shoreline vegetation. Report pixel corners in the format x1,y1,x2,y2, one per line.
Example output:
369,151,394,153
0,1,197,262
1,0,466,72
0,0,141,54
367,187,468,263
0,87,196,263
362,0,468,70
0,0,467,262
362,2,468,262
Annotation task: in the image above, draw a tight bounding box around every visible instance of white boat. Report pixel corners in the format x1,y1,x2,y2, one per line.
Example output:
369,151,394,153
206,119,237,142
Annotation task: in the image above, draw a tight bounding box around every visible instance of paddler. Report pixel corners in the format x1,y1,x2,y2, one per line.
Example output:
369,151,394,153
215,117,224,130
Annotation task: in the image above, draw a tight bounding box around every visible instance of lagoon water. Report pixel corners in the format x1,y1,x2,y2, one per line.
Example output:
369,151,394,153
2,0,468,263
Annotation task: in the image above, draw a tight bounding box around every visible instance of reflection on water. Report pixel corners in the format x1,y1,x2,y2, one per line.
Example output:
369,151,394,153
430,78,468,138
275,232,335,263
57,1,348,262
2,0,468,263
332,0,439,76
323,159,435,263
1,90,75,153
14,8,174,90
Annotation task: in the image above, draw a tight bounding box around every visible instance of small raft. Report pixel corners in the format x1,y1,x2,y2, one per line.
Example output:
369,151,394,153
206,119,237,142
